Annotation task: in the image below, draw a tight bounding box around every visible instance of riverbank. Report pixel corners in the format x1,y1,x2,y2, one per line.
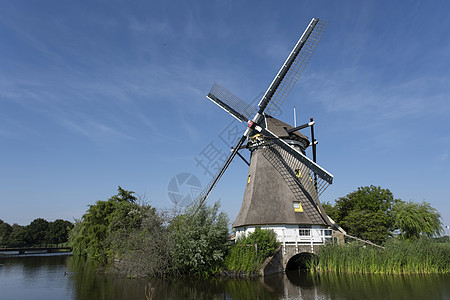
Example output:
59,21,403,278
0,252,72,258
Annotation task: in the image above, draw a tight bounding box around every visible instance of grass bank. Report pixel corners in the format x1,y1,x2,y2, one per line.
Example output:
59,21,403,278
317,239,450,274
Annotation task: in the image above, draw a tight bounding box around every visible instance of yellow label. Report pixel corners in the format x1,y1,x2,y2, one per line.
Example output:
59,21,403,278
293,201,303,212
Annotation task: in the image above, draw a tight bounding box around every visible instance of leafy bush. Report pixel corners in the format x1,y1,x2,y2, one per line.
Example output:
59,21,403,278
110,204,173,277
70,188,230,277
224,227,279,274
169,202,229,276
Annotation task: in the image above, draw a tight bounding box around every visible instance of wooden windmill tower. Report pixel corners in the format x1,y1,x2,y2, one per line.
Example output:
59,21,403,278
195,18,341,245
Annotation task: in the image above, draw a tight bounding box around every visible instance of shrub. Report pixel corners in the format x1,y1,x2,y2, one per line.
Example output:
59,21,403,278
224,227,279,274
169,202,229,276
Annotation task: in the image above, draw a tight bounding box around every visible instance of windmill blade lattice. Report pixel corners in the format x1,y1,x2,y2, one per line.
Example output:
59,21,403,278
207,82,257,123
191,135,247,210
263,141,330,197
264,19,328,116
260,144,328,224
261,127,333,185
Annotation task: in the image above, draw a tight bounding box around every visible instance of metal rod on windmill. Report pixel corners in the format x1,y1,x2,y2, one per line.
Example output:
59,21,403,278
294,106,297,127
310,117,318,190
310,118,317,163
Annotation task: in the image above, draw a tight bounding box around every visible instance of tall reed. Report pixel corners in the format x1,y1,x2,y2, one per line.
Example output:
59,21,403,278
317,239,450,274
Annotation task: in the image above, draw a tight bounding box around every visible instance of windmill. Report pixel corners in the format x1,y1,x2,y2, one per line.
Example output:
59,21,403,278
195,18,340,244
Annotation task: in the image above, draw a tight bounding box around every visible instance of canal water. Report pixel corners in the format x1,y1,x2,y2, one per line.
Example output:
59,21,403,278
1,254,449,300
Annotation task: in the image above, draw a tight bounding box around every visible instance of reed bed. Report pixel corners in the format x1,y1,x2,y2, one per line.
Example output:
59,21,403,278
317,239,450,274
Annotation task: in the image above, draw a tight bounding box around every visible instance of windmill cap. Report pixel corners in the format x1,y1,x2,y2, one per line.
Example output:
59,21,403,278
264,115,310,149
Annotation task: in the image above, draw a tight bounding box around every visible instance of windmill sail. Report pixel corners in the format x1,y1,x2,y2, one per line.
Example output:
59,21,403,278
193,18,332,224
207,83,257,123
261,126,333,185
259,19,328,116
263,141,331,199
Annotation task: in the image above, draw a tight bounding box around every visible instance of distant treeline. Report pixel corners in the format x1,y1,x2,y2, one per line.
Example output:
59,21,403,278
0,218,73,247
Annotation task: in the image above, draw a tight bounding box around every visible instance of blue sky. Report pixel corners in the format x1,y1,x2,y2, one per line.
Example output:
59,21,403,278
1,1,449,231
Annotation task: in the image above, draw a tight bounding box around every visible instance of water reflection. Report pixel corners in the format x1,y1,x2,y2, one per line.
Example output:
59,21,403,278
1,255,449,299
265,270,450,300
264,271,324,300
314,272,450,300
68,255,450,300
68,256,279,299
0,254,72,300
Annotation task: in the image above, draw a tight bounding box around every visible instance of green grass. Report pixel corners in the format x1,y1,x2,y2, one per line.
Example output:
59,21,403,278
317,239,450,274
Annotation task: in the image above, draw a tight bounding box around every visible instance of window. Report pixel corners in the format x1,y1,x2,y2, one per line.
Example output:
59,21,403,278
293,201,303,212
299,225,311,236
324,230,332,237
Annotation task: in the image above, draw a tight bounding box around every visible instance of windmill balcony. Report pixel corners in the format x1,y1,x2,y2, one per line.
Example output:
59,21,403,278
235,224,334,254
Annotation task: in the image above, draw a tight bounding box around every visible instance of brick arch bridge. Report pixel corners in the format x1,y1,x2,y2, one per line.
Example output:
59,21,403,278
260,244,322,275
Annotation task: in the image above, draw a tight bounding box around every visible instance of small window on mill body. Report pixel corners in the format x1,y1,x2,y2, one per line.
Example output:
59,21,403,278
293,201,303,212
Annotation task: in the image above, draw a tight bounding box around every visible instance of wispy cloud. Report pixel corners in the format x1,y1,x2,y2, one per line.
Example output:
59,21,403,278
439,151,448,162
88,121,136,141
304,66,450,123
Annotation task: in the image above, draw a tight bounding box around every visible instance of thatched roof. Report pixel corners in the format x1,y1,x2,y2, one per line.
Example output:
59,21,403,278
233,147,330,228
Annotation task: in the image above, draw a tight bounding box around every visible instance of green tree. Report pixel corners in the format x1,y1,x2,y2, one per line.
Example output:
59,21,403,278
24,218,49,246
169,202,229,275
8,224,26,247
46,219,74,244
109,186,137,203
340,210,391,243
322,202,338,221
70,186,143,263
392,201,442,240
0,220,12,246
331,185,396,244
